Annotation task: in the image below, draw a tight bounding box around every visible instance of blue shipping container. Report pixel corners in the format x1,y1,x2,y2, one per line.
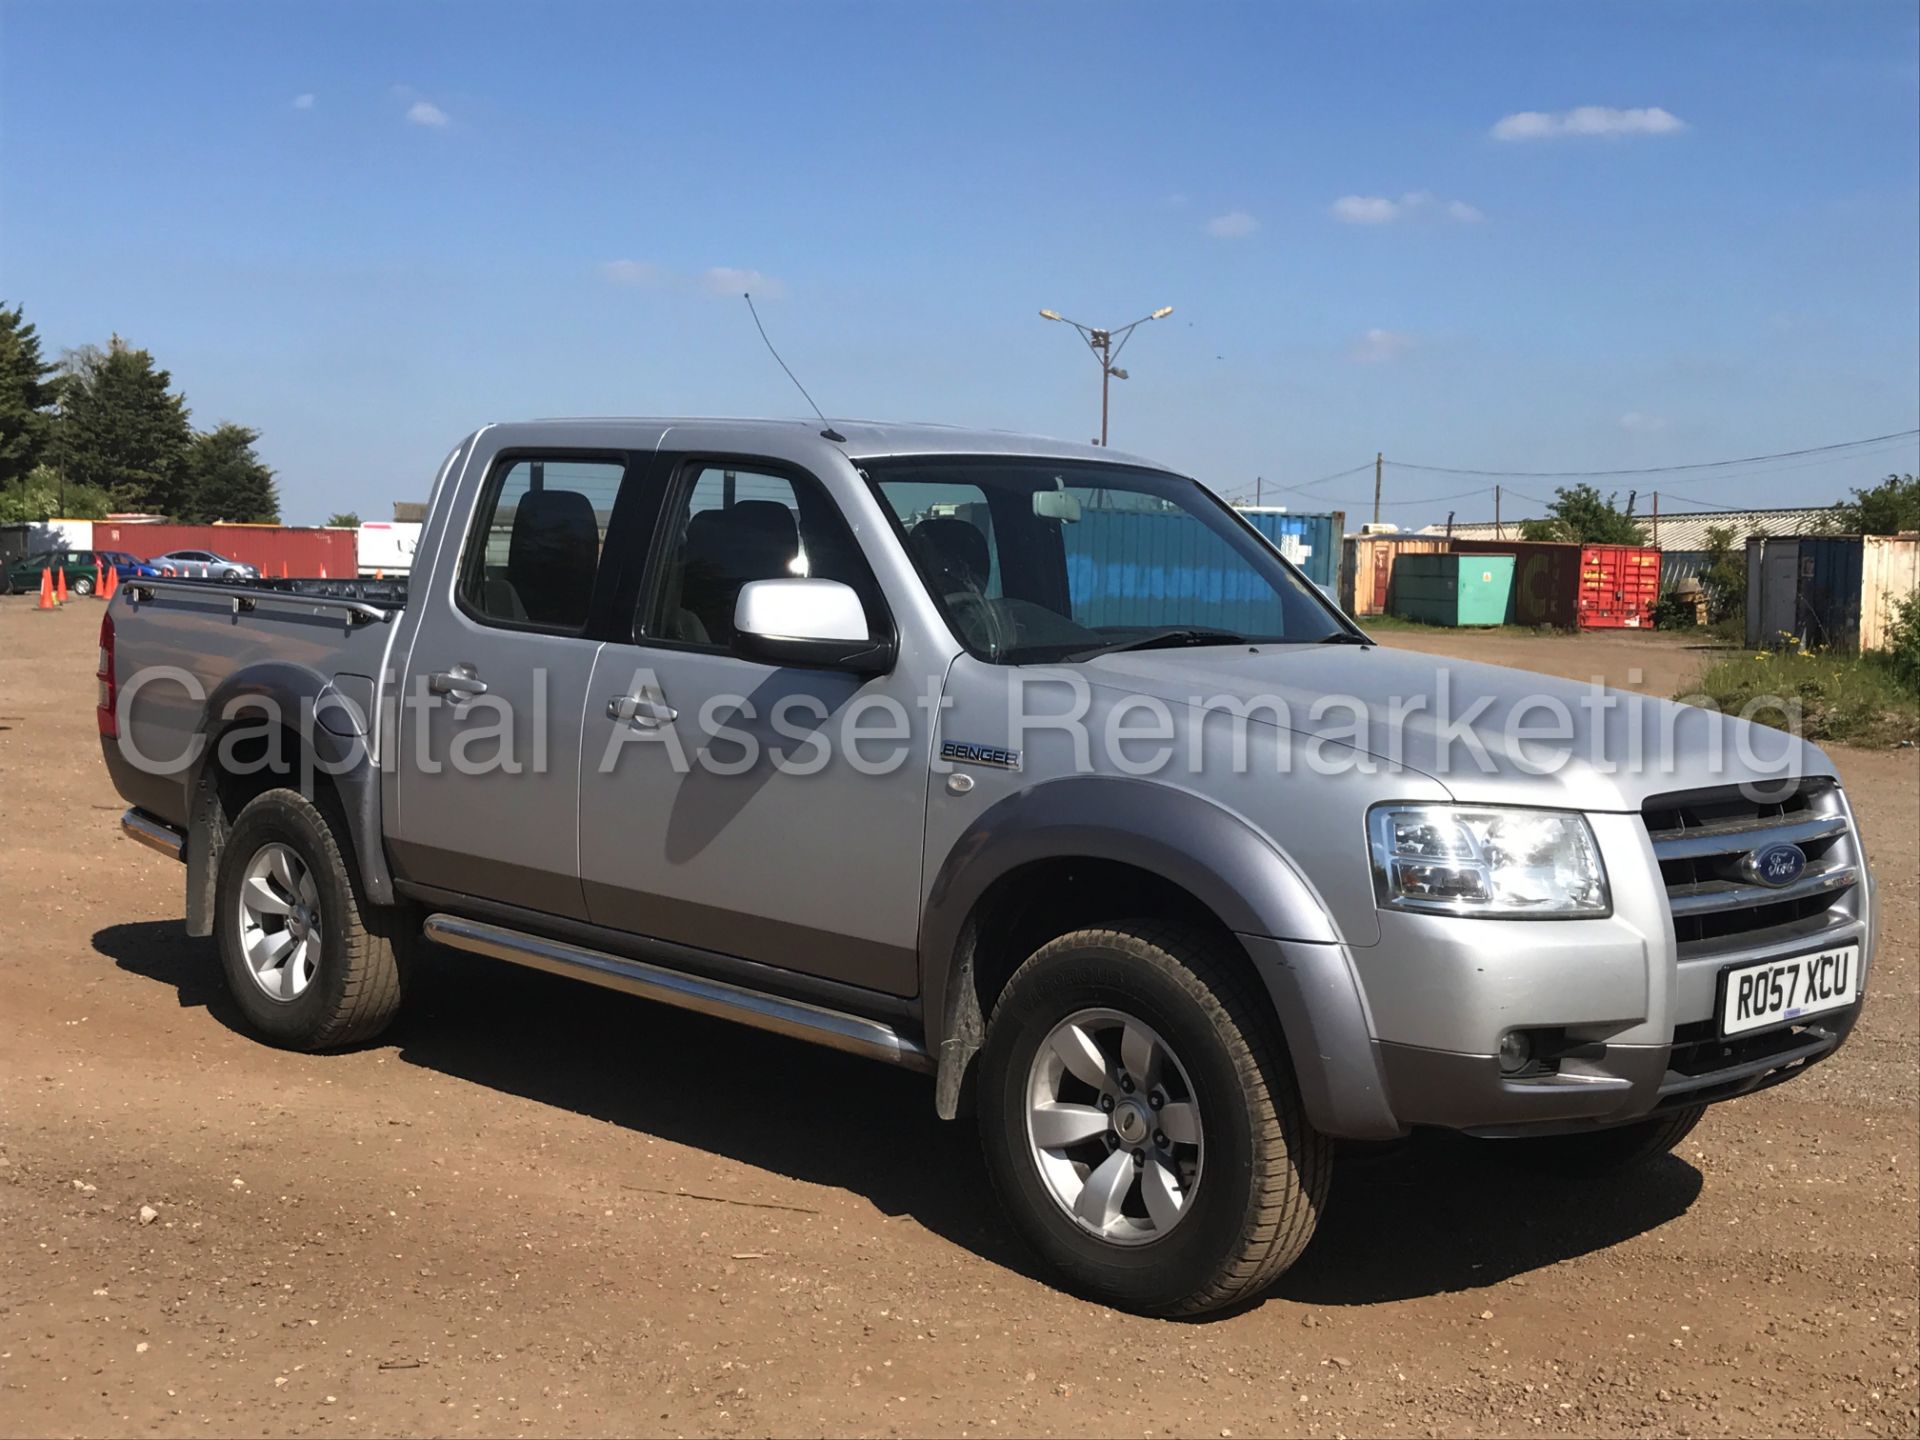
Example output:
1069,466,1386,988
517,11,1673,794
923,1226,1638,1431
1059,508,1340,633
1797,535,1866,651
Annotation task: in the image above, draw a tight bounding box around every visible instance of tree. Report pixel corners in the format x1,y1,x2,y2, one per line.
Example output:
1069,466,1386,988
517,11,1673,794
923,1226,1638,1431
56,336,193,513
1821,474,1920,536
181,423,280,523
324,511,361,529
1699,524,1745,627
0,464,111,522
0,302,59,489
1518,483,1649,545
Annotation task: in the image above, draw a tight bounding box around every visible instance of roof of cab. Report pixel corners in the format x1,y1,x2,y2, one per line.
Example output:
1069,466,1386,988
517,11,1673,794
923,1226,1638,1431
509,416,1170,470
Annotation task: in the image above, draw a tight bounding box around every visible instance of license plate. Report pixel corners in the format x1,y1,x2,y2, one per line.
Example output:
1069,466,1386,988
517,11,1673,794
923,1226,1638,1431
1719,944,1860,1036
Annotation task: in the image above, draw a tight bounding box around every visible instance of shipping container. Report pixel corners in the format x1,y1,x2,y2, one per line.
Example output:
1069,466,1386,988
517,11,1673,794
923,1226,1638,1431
1389,553,1515,627
1750,533,1920,652
1452,539,1661,629
1232,508,1343,590
1060,507,1338,633
1339,534,1452,616
88,522,358,579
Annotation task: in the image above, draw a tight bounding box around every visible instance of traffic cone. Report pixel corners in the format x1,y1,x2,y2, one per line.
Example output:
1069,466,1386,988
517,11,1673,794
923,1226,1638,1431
93,559,104,595
280,561,289,578
375,568,384,580
103,565,118,600
319,564,327,579
36,568,55,610
56,569,69,603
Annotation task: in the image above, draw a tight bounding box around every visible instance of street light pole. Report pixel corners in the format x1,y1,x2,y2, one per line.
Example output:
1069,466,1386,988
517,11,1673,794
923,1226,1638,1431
1038,305,1173,446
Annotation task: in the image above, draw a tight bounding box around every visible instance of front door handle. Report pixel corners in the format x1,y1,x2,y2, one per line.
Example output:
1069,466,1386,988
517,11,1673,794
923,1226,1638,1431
607,694,678,727
428,669,489,697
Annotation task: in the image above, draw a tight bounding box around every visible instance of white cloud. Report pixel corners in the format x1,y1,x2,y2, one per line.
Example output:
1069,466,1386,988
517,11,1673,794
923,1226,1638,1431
1331,191,1484,225
406,100,450,128
1618,410,1668,433
699,266,784,299
1491,106,1686,141
291,93,316,111
1352,328,1415,364
1331,195,1401,225
1205,210,1260,239
600,259,664,287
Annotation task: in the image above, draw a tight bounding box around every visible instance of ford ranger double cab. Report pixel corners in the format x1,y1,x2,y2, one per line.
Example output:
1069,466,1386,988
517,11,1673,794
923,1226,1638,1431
101,419,1874,1315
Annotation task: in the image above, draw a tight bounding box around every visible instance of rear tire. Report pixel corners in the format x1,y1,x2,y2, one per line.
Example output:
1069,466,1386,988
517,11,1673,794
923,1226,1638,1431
214,788,405,1050
978,920,1329,1316
1499,1104,1707,1177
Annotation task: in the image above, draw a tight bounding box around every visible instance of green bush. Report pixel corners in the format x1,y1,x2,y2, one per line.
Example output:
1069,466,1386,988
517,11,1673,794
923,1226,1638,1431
1651,591,1699,630
1872,591,1920,698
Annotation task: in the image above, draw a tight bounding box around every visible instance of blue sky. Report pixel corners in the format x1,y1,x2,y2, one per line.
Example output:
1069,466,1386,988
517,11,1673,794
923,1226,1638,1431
3,1,1916,526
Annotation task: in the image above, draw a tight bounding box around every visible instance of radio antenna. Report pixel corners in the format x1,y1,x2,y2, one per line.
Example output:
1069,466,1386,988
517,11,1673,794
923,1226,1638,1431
743,292,842,441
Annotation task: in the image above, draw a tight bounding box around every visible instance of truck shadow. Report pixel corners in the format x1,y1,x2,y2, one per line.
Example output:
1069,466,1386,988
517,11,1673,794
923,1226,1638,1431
97,920,1703,1310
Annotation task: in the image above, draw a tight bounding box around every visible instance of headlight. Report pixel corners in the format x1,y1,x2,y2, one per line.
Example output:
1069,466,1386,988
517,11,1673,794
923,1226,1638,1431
1367,805,1609,917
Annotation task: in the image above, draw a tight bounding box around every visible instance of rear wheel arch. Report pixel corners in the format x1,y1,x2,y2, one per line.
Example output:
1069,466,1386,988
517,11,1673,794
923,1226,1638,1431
183,667,393,935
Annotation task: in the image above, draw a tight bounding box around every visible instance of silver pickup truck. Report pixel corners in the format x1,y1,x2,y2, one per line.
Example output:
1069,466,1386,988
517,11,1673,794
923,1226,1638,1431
101,418,1874,1315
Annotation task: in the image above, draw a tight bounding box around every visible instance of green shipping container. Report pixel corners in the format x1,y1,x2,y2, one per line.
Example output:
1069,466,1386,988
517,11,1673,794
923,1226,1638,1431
1389,553,1515,627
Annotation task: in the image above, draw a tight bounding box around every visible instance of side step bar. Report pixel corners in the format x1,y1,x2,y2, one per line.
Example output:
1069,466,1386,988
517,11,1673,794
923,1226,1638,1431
421,914,931,1072
121,808,185,861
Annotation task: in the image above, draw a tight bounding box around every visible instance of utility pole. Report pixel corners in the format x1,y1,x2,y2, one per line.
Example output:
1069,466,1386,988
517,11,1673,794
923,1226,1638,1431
1038,306,1174,446
1255,475,1263,507
1371,452,1383,527
1651,491,1659,547
1494,485,1502,539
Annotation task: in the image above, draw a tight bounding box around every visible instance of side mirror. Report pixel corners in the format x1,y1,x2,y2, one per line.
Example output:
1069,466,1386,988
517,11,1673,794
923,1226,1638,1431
732,579,895,674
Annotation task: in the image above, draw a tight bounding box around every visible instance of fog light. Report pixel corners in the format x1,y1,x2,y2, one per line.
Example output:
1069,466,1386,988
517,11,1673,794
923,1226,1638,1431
1497,1030,1533,1075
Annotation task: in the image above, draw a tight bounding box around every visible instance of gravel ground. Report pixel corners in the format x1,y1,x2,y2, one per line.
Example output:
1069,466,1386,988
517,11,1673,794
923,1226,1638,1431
1,601,1915,1437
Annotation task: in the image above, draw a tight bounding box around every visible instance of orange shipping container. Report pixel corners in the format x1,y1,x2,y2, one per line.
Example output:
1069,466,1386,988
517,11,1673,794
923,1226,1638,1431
87,522,357,579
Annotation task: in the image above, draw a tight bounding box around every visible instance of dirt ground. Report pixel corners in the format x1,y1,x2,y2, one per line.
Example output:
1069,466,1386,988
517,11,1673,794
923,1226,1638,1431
2,600,1916,1438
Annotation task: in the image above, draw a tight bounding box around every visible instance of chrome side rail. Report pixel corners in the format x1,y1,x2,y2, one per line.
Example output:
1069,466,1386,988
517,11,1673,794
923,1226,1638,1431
121,808,185,861
422,914,931,1072
121,578,394,626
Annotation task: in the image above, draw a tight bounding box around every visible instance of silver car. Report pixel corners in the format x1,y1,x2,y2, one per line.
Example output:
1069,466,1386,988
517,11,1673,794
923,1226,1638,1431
147,548,258,582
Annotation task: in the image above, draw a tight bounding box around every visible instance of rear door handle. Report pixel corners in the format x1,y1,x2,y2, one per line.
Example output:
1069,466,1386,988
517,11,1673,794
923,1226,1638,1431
428,669,489,697
607,694,678,727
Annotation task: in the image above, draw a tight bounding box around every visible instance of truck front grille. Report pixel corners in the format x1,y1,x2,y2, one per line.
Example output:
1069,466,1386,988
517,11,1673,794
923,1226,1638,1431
1641,779,1861,957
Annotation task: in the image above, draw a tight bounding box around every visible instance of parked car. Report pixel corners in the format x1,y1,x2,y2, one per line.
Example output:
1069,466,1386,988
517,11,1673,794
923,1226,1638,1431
146,548,258,582
96,550,162,582
101,419,1875,1316
4,547,104,596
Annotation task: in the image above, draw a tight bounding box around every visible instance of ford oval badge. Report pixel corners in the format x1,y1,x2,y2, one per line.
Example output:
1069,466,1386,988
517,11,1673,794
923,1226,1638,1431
1745,842,1807,888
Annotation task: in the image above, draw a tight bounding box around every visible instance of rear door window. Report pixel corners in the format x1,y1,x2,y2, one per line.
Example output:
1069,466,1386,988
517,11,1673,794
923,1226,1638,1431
458,455,629,633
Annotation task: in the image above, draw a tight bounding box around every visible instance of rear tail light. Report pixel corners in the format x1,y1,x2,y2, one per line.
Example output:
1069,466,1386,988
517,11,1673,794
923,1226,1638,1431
96,611,117,737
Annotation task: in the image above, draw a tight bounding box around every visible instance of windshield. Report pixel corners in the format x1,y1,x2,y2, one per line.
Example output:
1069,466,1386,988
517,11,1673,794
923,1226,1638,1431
866,457,1349,663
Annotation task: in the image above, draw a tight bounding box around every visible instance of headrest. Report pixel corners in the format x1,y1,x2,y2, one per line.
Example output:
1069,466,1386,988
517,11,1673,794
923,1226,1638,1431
912,516,990,588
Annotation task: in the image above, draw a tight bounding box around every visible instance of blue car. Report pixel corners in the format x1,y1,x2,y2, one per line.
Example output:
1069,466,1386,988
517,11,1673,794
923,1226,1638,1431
97,550,162,582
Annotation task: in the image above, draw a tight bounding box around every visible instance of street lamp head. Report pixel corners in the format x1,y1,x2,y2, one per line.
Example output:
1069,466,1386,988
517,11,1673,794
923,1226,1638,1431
1150,306,1174,320
1109,368,1129,380
1038,309,1063,321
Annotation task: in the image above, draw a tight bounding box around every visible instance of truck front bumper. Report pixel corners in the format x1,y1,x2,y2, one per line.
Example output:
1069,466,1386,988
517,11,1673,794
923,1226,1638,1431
1261,803,1875,1140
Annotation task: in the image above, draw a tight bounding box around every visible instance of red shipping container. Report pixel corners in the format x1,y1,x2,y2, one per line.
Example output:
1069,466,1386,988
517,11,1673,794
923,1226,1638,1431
1452,539,1661,629
89,523,358,579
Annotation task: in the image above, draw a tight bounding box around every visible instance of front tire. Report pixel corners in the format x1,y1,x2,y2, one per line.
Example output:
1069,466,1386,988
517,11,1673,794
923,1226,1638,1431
1499,1104,1708,1177
214,788,405,1050
978,921,1329,1316
72,574,93,596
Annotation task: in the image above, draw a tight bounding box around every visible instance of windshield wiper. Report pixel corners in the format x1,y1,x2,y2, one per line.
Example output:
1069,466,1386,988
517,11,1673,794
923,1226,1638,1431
1065,627,1249,662
1319,631,1373,645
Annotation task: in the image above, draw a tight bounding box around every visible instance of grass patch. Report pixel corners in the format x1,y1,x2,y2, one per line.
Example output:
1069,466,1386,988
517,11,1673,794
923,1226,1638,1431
1682,649,1920,746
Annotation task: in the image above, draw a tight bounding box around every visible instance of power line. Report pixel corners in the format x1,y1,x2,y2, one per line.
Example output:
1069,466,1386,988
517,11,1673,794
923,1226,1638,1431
1382,428,1919,480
